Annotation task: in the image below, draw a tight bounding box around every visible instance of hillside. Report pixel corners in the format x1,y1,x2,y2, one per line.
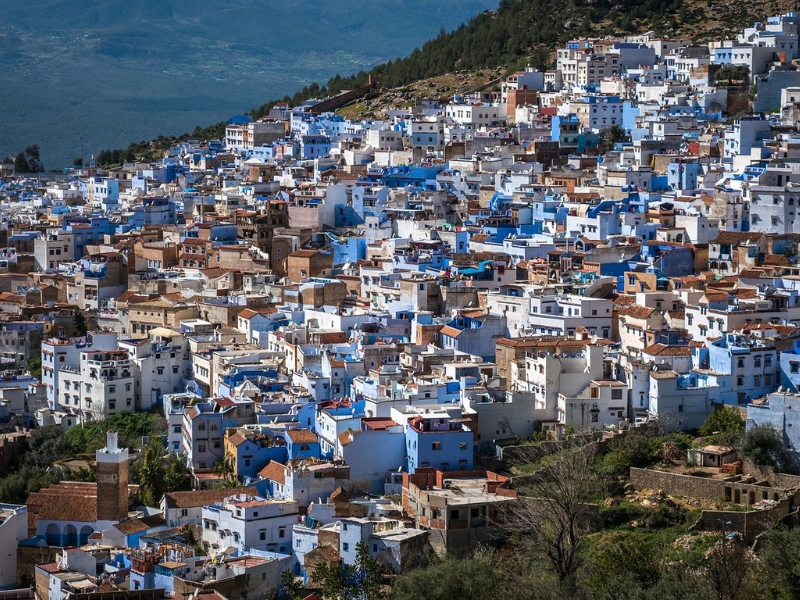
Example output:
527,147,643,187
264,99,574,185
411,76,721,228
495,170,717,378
90,0,794,167
0,0,497,169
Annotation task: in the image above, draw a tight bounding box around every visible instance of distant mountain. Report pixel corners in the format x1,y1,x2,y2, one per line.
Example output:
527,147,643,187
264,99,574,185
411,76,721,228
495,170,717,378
0,0,498,168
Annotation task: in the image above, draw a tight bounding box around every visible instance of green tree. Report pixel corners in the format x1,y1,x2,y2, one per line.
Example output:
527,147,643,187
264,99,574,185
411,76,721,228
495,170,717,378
742,424,794,471
73,157,84,168
757,527,800,598
15,145,43,173
14,151,30,173
213,454,237,487
599,427,663,475
390,555,505,600
604,124,631,148
138,438,167,506
713,65,750,85
589,532,663,596
281,569,304,600
699,407,745,445
312,541,385,600
71,308,88,337
26,355,42,379
164,453,192,493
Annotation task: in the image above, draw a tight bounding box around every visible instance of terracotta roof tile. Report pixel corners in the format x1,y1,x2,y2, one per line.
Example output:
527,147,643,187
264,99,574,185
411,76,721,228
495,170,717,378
439,326,463,338
286,429,318,444
643,343,692,357
257,461,286,485
711,231,763,244
618,306,656,319
114,515,165,535
164,487,257,509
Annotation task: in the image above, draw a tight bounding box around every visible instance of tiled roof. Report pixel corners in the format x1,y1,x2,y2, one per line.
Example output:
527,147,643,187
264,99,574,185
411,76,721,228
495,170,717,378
619,306,656,319
38,495,98,523
164,487,257,509
289,249,320,258
286,429,318,444
115,515,165,535
258,461,286,485
227,431,250,447
613,295,636,306
643,343,692,357
338,430,359,447
711,231,763,244
439,326,463,338
496,336,592,348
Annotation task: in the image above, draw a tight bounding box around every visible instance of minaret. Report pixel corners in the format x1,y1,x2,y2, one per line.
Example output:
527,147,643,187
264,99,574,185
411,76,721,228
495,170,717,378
95,432,129,522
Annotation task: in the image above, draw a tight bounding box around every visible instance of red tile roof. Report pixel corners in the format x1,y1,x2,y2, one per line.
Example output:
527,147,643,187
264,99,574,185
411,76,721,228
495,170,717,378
258,461,286,485
286,429,318,444
163,487,257,509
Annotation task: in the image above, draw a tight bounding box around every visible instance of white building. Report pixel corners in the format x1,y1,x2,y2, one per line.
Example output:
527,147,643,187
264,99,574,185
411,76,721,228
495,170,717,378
0,504,27,588
41,332,119,413
57,349,135,423
201,494,298,555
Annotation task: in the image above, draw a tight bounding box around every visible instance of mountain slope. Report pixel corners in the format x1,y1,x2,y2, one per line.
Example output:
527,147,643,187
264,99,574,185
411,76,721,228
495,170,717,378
0,0,497,168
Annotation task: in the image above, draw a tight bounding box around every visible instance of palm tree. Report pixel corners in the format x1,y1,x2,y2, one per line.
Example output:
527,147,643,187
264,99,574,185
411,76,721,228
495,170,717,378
213,454,237,488
138,438,166,506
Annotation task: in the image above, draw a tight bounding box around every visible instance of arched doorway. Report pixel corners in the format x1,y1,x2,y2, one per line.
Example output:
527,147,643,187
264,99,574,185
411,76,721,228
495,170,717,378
45,523,61,546
79,525,94,545
63,524,78,546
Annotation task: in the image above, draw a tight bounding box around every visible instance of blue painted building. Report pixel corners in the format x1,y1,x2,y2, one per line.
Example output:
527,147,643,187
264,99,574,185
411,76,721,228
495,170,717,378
405,411,473,473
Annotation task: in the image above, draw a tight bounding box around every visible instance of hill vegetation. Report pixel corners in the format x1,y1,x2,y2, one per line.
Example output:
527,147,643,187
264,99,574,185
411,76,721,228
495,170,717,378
94,0,788,167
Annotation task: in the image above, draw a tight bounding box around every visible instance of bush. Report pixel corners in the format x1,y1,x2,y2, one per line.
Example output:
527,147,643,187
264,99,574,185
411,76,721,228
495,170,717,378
742,424,795,472
600,429,663,475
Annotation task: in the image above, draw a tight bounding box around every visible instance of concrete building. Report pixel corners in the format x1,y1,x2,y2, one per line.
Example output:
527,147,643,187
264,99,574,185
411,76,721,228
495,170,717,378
201,494,298,555
402,468,516,557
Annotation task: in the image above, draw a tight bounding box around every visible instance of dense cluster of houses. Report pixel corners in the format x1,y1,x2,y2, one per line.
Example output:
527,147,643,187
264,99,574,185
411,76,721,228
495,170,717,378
2,9,800,598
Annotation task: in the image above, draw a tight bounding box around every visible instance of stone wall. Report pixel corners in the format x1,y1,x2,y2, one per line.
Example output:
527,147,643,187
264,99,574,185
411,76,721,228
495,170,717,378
309,75,383,115
691,499,792,544
629,468,800,506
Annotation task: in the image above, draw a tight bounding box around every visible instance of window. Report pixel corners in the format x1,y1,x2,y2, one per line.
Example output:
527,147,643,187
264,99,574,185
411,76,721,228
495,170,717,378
259,530,266,541
342,542,349,552
432,442,442,450
109,385,116,394
198,443,206,452
279,528,286,538
737,376,744,386
157,367,164,375
173,366,179,374
611,389,623,400
791,363,799,374
459,442,467,450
